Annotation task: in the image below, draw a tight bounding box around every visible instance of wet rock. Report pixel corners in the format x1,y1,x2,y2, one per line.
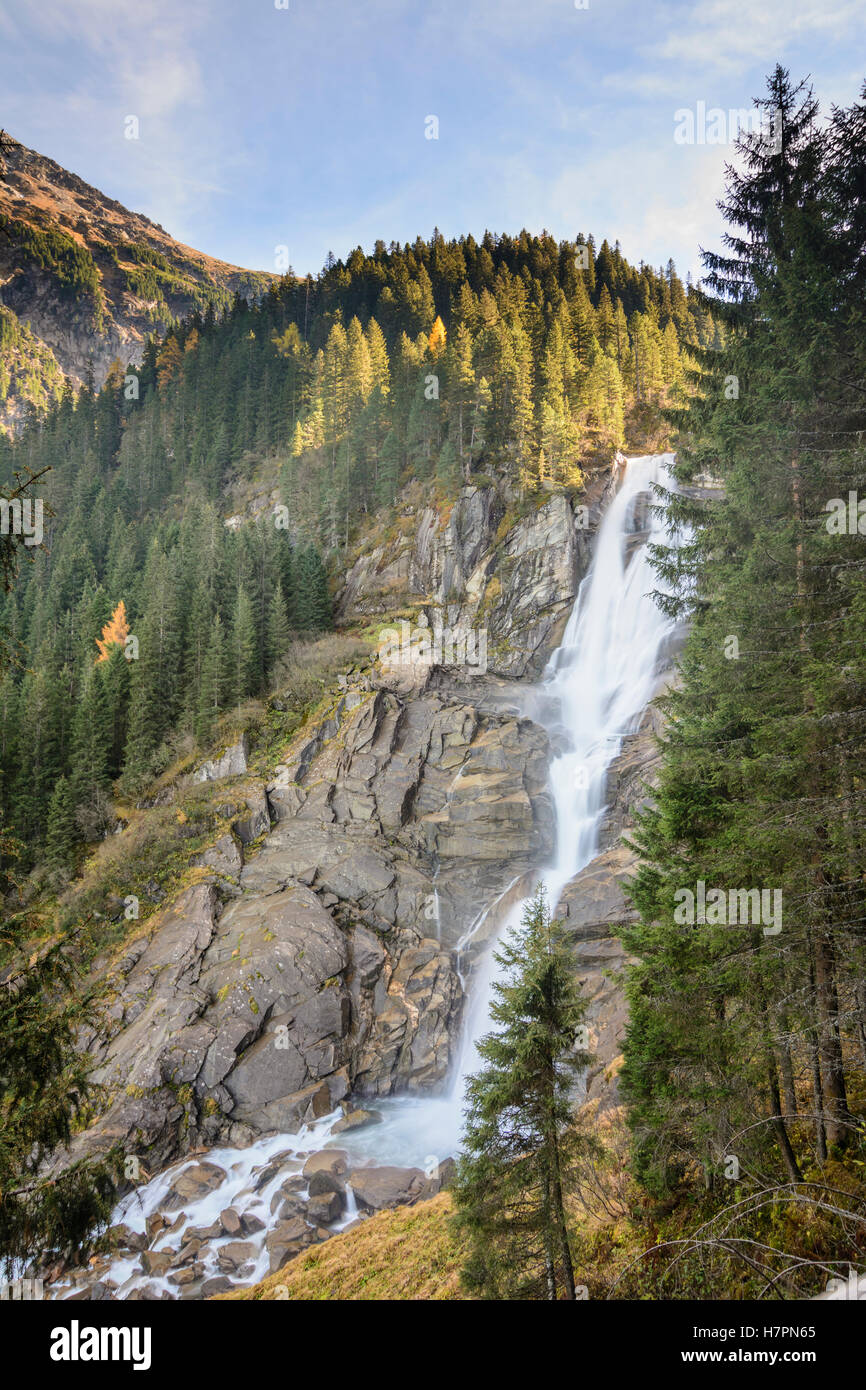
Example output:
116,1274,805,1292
201,1276,234,1297
140,1249,174,1277
306,1191,343,1224
219,1207,243,1237
183,1221,221,1244
347,1165,429,1213
217,1240,257,1271
302,1150,348,1180
307,1169,345,1198
145,1213,168,1243
265,1217,316,1273
174,1239,202,1265
111,1223,146,1253
332,1108,381,1134
164,1161,227,1210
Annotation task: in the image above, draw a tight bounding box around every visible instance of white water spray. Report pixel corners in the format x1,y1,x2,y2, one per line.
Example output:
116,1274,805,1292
333,451,681,1165
73,453,679,1298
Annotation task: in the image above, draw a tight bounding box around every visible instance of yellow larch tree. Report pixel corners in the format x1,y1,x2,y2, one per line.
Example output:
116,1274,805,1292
96,600,130,663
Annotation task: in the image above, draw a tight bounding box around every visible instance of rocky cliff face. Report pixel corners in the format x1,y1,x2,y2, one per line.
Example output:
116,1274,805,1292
46,454,682,1299
60,675,561,1177
0,136,274,429
554,690,675,1112
54,469,630,1177
337,470,615,677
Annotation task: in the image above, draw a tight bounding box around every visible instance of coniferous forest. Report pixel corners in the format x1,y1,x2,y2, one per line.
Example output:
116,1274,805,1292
1,18,865,1338
0,230,702,868
621,69,866,1246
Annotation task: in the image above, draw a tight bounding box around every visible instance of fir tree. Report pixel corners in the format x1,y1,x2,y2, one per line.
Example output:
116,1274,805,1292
453,886,596,1300
266,581,291,674
44,776,80,871
0,852,118,1273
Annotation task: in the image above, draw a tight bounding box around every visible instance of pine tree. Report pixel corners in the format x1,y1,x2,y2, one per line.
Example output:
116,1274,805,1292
0,852,118,1273
453,886,596,1300
44,775,80,871
228,583,257,706
196,612,227,742
623,68,866,1196
266,581,291,675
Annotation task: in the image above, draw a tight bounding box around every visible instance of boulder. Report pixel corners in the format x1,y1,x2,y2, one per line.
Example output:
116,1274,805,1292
164,1161,227,1210
140,1249,174,1277
302,1150,348,1180
201,1276,234,1297
306,1190,343,1224
219,1208,242,1236
217,1240,258,1271
332,1108,381,1134
347,1165,428,1212
193,736,249,783
265,1217,316,1273
232,786,271,844
190,834,243,880
307,1169,345,1198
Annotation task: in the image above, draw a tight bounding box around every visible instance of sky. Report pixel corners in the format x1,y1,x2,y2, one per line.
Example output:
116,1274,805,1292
1,0,864,281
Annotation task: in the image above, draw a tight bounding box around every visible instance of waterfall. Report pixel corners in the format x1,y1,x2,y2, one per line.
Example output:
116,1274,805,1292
332,450,681,1166
68,452,679,1298
450,451,678,1094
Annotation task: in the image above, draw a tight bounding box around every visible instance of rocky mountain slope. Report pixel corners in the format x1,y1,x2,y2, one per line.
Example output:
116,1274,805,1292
0,135,274,430
44,456,677,1299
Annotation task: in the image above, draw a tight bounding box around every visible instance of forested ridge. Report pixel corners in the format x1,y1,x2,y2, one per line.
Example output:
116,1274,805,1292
0,226,704,874
6,64,864,1303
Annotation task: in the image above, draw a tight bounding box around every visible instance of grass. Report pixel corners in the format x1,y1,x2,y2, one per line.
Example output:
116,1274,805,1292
213,1110,866,1302
215,1194,471,1301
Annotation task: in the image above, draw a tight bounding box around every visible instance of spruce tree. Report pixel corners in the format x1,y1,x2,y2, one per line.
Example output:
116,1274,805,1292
0,835,118,1273
266,581,291,675
623,68,866,1194
228,583,257,706
453,886,596,1300
44,776,80,872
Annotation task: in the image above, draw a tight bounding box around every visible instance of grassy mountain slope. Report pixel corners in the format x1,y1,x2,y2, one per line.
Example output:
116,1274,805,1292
0,133,274,430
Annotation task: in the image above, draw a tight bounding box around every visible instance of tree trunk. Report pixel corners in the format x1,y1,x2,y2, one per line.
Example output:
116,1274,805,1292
777,1014,797,1115
807,949,828,1161
549,1135,576,1301
812,929,851,1146
855,981,866,1072
542,1171,557,1301
768,1061,803,1184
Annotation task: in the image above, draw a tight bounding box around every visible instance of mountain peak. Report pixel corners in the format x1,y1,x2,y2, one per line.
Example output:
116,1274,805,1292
0,135,275,430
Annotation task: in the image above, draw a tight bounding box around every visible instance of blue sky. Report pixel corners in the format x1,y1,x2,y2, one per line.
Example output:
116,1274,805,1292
1,0,864,281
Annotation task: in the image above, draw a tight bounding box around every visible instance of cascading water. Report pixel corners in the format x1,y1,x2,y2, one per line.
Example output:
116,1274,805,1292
64,453,679,1299
450,452,678,1088
307,450,682,1168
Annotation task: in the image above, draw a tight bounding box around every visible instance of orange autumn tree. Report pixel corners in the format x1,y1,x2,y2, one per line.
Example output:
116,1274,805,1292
96,600,130,663
429,315,447,354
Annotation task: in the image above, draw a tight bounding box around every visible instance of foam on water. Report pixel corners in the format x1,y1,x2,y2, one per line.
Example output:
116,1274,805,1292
68,453,678,1298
